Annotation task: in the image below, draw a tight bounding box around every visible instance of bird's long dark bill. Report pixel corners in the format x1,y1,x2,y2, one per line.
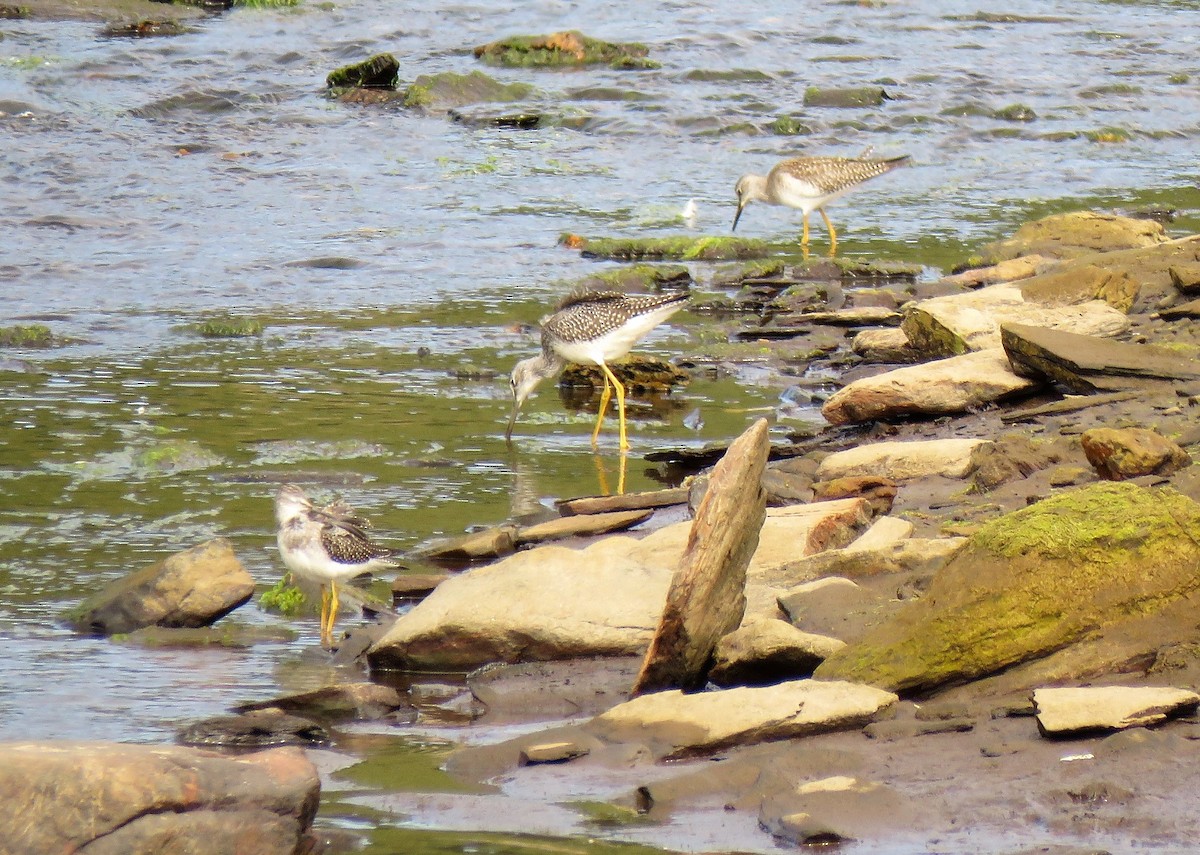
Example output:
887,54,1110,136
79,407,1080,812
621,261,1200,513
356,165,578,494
504,400,521,443
731,202,745,232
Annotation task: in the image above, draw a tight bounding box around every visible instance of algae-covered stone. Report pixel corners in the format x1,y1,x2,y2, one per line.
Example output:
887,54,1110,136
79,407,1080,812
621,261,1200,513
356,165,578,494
977,211,1166,264
803,86,890,108
0,324,53,348
815,482,1200,694
326,53,399,91
562,234,771,262
402,70,534,110
474,30,654,69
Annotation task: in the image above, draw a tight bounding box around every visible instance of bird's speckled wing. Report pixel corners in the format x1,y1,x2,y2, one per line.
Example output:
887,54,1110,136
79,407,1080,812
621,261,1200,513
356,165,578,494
773,156,908,196
541,291,688,345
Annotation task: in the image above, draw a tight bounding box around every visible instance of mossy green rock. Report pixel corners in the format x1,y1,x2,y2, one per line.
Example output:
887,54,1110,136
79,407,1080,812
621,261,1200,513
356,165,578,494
326,53,399,91
473,30,653,68
977,210,1166,264
402,70,534,110
815,482,1200,694
0,324,53,347
562,234,771,261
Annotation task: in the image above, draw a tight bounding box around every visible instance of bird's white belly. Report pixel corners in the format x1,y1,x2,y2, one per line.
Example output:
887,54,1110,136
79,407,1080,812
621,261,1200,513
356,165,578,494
770,173,849,214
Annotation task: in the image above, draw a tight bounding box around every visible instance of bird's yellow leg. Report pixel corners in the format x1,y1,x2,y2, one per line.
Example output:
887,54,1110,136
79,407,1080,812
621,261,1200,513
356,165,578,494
327,580,340,641
598,362,629,450
820,209,838,256
319,585,331,645
616,448,627,495
800,213,810,247
590,371,613,447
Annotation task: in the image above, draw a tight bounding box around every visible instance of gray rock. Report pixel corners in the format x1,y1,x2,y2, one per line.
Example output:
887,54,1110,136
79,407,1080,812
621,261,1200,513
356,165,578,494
177,708,329,748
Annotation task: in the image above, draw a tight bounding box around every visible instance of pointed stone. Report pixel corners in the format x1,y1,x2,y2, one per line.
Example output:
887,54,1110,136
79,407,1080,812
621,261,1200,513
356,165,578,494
632,419,770,695
1001,322,1200,392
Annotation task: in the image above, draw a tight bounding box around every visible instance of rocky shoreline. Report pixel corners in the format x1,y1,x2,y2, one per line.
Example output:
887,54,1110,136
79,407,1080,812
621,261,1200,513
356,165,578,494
6,208,1200,853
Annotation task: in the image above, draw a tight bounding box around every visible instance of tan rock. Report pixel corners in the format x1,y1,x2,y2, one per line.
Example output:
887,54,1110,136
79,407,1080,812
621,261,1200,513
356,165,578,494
816,438,993,482
515,508,653,545
634,419,769,694
0,742,319,855
1033,686,1200,735
979,210,1167,263
65,538,254,635
585,679,897,759
821,349,1038,425
1080,427,1192,480
851,327,920,363
709,619,845,686
902,283,1129,358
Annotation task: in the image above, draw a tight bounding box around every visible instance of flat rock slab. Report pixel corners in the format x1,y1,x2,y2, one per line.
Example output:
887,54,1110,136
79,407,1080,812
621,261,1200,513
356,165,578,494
1034,686,1200,736
821,349,1038,425
0,741,319,855
368,496,874,672
556,487,688,516
903,283,1128,357
1002,322,1200,393
584,679,897,759
515,508,653,545
233,683,408,722
817,438,993,482
64,537,254,635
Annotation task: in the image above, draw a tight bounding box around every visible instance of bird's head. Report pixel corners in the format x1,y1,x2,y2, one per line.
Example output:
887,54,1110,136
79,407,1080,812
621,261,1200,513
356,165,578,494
504,356,546,443
274,483,312,525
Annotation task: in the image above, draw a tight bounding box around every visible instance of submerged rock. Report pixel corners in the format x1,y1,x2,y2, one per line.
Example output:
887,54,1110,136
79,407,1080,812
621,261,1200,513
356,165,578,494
815,482,1200,694
326,53,399,91
563,233,771,261
402,70,535,110
65,537,254,636
0,741,319,855
177,708,330,749
233,683,409,723
803,85,892,108
473,30,655,69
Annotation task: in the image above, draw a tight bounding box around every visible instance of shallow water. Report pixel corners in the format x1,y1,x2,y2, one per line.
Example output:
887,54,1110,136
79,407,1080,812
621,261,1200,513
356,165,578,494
3,0,1200,850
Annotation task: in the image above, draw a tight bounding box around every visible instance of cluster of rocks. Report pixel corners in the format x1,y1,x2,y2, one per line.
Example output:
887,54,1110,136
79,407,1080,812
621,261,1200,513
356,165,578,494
17,209,1200,851
358,210,1200,847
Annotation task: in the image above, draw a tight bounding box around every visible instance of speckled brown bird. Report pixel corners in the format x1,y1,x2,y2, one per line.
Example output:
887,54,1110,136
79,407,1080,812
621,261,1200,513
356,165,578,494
274,483,397,647
505,290,689,450
732,154,910,253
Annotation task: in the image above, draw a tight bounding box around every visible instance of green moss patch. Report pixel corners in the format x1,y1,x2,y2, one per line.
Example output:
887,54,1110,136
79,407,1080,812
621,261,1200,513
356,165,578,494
561,233,771,261
259,576,309,617
326,53,399,91
473,30,655,69
402,70,534,110
0,324,53,348
195,316,263,338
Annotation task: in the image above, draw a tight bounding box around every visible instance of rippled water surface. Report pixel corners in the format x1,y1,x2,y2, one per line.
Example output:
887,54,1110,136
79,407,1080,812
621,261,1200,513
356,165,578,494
3,0,1200,849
